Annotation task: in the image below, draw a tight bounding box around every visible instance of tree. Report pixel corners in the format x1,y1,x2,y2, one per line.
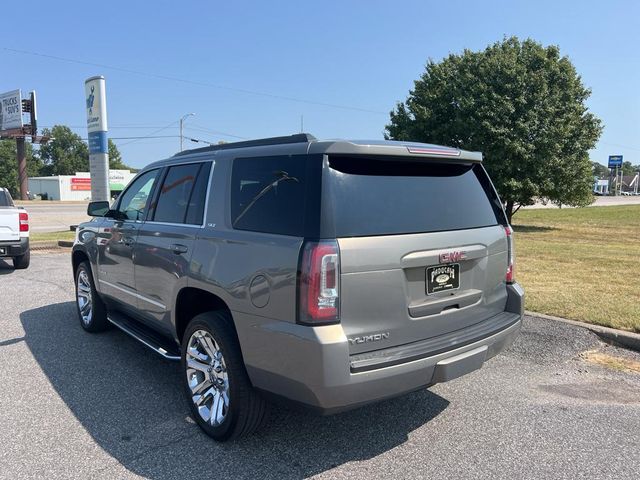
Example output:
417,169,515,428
0,139,43,198
38,125,89,176
591,161,609,179
621,161,637,176
108,139,133,170
386,37,603,223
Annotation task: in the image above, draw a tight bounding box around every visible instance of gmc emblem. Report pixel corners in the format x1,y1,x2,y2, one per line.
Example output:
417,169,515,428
440,250,467,263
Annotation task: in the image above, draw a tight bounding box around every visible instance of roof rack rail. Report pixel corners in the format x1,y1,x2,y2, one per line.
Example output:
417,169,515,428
173,133,317,156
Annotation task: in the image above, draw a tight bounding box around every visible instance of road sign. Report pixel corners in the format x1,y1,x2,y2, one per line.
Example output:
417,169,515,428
608,155,623,168
0,89,23,132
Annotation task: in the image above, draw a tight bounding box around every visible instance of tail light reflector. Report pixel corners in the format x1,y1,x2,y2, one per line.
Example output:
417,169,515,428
19,211,29,232
505,225,515,283
298,240,340,324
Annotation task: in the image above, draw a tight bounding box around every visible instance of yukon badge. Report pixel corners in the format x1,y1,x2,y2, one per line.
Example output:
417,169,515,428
348,332,390,345
440,250,467,263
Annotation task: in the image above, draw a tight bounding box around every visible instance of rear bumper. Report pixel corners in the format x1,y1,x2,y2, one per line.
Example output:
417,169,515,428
240,282,525,414
0,237,29,257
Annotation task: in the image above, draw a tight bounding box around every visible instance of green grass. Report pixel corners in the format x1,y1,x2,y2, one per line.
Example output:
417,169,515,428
30,230,76,242
512,205,640,332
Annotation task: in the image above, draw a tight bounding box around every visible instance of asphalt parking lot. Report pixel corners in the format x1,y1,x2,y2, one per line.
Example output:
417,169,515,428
1,252,639,479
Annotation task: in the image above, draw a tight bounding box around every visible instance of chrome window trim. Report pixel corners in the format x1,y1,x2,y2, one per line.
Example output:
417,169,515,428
145,159,215,229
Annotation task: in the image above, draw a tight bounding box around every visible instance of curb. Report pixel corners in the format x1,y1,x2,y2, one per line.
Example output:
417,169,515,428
30,241,61,251
526,310,640,352
30,241,73,250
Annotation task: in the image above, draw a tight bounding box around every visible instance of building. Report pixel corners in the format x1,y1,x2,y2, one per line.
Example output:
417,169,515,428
593,178,609,195
28,170,136,201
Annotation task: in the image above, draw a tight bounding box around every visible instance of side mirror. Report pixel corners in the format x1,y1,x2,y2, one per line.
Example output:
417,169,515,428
87,201,110,217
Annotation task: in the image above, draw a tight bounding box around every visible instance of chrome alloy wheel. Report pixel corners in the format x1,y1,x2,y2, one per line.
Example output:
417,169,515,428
186,330,230,426
76,269,93,325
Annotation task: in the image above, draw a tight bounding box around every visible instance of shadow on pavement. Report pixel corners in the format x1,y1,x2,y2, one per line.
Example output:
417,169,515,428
0,258,15,274
21,302,449,479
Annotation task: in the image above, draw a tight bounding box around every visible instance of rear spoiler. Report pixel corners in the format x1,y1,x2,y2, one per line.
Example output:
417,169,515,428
309,140,483,163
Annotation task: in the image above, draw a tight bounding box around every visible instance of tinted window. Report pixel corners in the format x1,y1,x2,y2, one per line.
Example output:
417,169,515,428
117,169,159,221
324,156,502,237
0,190,14,207
185,162,212,225
231,156,308,236
153,163,206,224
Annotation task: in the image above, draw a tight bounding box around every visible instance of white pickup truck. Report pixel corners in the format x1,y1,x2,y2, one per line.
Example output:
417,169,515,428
0,187,30,269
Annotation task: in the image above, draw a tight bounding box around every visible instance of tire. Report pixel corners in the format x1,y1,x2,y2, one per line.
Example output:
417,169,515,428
12,250,30,269
181,311,267,441
75,261,110,332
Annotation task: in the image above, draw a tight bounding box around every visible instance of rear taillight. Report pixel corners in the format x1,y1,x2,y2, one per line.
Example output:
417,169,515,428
505,225,515,283
298,240,340,324
19,211,29,232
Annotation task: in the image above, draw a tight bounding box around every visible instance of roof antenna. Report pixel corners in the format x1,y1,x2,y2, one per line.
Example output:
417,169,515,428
300,115,304,133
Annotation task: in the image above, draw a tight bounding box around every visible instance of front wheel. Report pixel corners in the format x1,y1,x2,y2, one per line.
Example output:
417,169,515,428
75,261,110,332
181,311,267,441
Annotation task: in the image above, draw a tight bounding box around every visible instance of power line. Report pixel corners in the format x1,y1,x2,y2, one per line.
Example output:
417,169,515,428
599,141,640,152
40,124,174,130
4,47,387,115
183,124,247,139
107,135,180,140
117,120,179,147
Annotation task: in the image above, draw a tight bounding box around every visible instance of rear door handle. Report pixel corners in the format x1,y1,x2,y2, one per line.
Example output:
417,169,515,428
170,244,189,255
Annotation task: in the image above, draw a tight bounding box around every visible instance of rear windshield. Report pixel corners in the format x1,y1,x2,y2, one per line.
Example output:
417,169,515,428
323,156,504,237
0,190,14,207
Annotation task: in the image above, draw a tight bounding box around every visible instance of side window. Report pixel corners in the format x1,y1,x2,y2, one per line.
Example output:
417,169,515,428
116,170,159,221
153,162,211,225
230,156,308,236
185,162,212,225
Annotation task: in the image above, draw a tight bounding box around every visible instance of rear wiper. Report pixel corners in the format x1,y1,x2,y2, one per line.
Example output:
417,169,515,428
233,171,299,226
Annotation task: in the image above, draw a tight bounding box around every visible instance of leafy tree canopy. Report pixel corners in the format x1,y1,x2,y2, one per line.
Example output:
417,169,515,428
621,161,639,176
591,161,609,179
386,36,603,222
38,125,89,176
37,126,132,175
0,139,42,198
108,139,133,170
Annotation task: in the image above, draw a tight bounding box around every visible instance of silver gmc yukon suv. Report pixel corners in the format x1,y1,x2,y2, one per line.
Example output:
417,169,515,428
72,134,524,441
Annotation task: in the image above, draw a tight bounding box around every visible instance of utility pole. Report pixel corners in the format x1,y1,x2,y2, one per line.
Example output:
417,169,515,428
16,137,27,200
180,113,195,151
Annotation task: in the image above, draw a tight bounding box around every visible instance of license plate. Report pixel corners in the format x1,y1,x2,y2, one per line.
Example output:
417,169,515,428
426,263,460,294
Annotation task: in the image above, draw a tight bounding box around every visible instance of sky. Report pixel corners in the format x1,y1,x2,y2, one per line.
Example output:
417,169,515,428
2,0,639,169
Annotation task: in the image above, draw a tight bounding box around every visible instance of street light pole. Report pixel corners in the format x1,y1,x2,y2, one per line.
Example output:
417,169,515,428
179,113,195,152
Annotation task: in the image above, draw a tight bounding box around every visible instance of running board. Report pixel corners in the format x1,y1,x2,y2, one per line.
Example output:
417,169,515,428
107,312,181,361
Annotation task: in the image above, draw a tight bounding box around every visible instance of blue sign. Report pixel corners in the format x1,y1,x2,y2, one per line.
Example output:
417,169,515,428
88,131,108,154
608,155,623,168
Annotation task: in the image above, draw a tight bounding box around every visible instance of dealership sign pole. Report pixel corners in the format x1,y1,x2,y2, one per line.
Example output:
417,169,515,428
608,155,623,196
85,76,110,202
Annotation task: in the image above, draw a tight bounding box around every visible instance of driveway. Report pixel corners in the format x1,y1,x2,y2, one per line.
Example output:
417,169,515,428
1,253,639,479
